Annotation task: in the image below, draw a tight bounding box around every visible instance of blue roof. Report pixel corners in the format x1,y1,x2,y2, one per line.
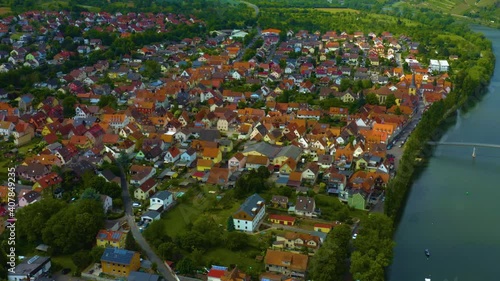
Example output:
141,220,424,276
235,193,265,218
101,248,137,265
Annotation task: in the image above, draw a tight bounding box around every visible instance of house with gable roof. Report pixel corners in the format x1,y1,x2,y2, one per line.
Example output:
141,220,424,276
294,196,316,217
164,146,181,163
232,193,266,232
134,178,158,200
148,190,174,213
96,229,126,248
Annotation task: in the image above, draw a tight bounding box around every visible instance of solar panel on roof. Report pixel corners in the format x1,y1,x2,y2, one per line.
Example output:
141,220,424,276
112,232,121,239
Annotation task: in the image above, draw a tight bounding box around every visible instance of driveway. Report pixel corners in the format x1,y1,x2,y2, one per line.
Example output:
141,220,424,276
117,162,179,281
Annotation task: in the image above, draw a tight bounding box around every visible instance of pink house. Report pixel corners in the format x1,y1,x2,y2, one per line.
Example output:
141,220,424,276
228,152,246,171
18,190,41,207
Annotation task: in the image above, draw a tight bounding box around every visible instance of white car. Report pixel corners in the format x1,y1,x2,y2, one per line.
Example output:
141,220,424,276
132,202,141,208
352,233,358,239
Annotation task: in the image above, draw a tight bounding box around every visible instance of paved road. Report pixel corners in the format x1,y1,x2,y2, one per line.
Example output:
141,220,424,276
117,162,179,281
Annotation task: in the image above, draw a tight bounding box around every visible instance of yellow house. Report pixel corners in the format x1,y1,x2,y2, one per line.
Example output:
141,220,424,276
314,223,334,233
218,139,233,153
202,147,222,163
41,125,53,136
101,248,140,277
96,230,126,248
197,159,214,172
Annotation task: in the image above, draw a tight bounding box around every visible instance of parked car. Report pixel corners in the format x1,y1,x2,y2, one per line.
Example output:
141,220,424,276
61,268,71,275
132,202,141,208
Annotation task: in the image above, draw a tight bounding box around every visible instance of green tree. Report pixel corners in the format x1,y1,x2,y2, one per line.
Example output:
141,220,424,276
125,232,139,251
158,242,181,261
365,93,379,105
72,250,92,270
89,246,105,263
227,215,235,232
80,188,101,201
62,96,78,118
141,60,161,80
176,257,196,275
0,246,8,280
385,94,396,108
42,199,105,254
16,199,67,243
97,95,118,109
226,232,250,250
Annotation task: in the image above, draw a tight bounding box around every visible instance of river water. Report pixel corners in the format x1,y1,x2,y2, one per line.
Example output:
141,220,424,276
388,26,500,281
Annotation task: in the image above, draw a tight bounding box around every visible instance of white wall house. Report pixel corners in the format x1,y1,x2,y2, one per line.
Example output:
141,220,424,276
232,194,266,232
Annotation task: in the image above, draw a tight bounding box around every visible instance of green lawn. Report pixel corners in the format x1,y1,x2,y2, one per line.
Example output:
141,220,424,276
51,255,78,272
203,247,264,272
161,203,203,237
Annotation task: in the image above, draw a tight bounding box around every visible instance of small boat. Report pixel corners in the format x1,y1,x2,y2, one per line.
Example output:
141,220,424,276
425,278,431,281
425,249,430,258
472,147,476,158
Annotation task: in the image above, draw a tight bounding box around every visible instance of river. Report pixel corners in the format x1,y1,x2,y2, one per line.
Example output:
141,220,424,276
388,26,500,281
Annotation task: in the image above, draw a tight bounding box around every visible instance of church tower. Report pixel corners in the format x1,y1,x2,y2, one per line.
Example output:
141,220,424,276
408,73,417,95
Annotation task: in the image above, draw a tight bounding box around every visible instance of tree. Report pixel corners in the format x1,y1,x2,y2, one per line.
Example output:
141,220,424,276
365,93,379,105
0,246,8,280
385,94,396,108
176,257,196,275
80,188,101,201
226,232,250,250
125,232,139,251
141,60,161,80
72,250,92,270
158,242,181,261
97,95,118,109
42,199,105,254
16,199,67,243
394,106,403,115
62,96,78,118
309,224,352,281
89,246,105,263
227,215,235,232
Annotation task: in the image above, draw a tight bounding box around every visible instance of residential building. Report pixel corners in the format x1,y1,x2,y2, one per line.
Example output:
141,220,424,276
264,250,308,279
232,193,266,232
100,194,113,213
274,232,321,252
269,214,296,226
18,190,40,207
129,165,156,186
96,230,126,248
270,195,289,208
101,248,141,277
134,178,158,200
295,196,316,217
8,256,51,281
148,190,174,212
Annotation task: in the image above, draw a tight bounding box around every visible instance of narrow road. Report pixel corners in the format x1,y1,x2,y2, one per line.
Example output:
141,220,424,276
239,0,259,17
117,161,179,281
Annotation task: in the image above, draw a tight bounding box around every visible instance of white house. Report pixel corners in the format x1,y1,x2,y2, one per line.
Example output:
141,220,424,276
232,193,266,232
141,210,161,222
295,196,316,217
100,194,113,213
0,121,15,136
164,146,181,163
148,190,174,212
8,256,51,281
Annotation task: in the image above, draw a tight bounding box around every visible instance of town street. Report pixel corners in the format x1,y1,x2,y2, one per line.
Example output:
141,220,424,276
117,162,179,281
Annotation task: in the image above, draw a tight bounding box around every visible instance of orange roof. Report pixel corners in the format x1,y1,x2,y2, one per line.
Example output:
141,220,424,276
262,28,281,35
269,214,296,222
197,158,214,167
203,147,220,158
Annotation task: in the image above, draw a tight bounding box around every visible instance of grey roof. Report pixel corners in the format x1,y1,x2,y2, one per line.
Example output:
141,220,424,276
10,256,51,276
101,248,137,265
243,142,281,159
275,145,302,160
151,190,172,201
142,210,160,220
295,196,315,213
100,169,118,182
128,271,162,281
234,193,265,219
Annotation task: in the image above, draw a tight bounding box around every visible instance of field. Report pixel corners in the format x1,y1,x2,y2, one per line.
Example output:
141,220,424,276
316,7,360,14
